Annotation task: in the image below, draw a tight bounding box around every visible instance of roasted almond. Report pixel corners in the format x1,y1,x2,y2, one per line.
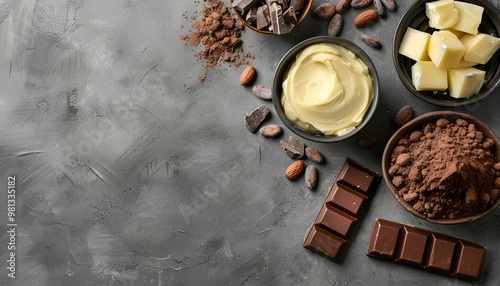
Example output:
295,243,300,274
336,0,352,14
354,9,378,27
285,160,305,180
240,66,256,86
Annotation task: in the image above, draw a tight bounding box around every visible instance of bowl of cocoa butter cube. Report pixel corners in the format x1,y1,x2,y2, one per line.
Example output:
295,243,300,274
393,0,500,107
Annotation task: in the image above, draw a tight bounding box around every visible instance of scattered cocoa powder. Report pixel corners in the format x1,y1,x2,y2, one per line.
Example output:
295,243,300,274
184,0,249,68
389,118,499,219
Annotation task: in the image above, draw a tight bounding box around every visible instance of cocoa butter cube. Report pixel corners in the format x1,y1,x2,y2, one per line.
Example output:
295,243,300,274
245,105,271,133
281,136,305,159
257,5,271,30
246,6,258,23
233,0,259,13
283,6,297,24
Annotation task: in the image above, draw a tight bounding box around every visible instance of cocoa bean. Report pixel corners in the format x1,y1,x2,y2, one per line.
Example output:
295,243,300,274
394,105,413,128
359,135,377,148
328,14,343,37
252,85,272,101
336,0,352,14
305,147,324,164
259,125,282,138
381,0,397,11
305,165,318,190
361,34,381,49
313,3,336,19
373,0,386,18
351,0,373,9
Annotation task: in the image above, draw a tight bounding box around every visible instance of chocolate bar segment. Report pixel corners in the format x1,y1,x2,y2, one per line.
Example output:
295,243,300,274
454,241,486,281
367,219,486,283
425,234,458,274
325,182,367,217
337,158,380,195
303,158,381,262
367,219,401,260
397,227,429,267
303,225,346,261
316,204,357,239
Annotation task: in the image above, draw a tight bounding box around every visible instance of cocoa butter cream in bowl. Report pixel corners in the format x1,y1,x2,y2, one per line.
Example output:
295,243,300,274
382,111,500,224
272,36,379,143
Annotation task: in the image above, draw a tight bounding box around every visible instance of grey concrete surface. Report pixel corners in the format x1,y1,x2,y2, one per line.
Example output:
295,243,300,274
0,0,499,285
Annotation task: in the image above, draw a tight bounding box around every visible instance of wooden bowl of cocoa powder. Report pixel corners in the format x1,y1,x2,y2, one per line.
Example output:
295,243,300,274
382,111,500,224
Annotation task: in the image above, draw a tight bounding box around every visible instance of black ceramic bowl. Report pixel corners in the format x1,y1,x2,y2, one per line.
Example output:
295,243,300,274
382,111,500,224
393,0,500,107
272,36,380,143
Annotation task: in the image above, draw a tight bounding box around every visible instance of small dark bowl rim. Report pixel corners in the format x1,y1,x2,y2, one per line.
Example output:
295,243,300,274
229,0,313,34
382,111,500,224
393,0,500,107
272,36,380,143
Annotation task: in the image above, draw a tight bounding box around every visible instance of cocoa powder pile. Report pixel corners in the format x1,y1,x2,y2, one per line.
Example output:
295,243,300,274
184,0,246,67
389,117,500,219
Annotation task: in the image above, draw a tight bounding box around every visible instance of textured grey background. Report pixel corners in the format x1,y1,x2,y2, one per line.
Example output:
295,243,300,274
0,0,499,285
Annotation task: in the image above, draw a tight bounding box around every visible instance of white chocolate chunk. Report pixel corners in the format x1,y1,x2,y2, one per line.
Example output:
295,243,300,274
399,28,431,61
448,67,485,98
460,33,500,65
428,30,466,67
412,61,448,91
426,0,459,29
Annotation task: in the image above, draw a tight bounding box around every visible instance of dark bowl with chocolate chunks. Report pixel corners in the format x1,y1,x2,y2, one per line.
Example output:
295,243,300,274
230,0,312,35
393,0,500,107
382,111,500,224
272,36,380,143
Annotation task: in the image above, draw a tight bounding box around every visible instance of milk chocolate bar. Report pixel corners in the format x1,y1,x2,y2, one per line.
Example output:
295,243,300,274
303,158,381,262
367,219,486,282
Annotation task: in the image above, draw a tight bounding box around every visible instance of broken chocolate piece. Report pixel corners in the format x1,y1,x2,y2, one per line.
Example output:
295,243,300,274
283,6,297,24
233,0,259,13
291,0,304,11
280,136,305,159
246,5,258,23
256,4,271,30
244,105,271,133
269,3,292,34
277,0,288,10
